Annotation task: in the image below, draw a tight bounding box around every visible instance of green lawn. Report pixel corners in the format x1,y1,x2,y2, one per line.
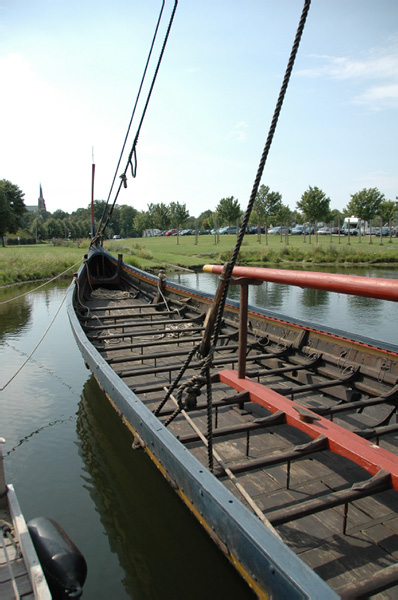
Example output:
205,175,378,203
1,233,398,286
105,232,398,271
0,243,86,285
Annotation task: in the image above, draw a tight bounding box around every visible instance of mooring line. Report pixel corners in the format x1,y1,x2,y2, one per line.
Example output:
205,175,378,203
0,259,82,305
0,280,74,391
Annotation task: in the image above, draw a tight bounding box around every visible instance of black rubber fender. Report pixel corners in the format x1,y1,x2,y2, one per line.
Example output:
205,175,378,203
28,516,87,599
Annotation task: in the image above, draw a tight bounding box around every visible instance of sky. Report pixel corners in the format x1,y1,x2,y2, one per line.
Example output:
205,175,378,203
0,0,397,219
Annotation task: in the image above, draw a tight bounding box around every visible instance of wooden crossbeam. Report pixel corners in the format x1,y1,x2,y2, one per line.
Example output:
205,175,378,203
218,369,398,490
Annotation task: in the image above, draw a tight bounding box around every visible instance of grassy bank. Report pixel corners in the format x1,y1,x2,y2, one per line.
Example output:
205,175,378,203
105,233,398,271
1,234,398,286
0,243,87,285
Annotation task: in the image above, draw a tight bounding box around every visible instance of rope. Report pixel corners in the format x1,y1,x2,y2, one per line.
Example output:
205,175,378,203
155,0,312,475
95,0,178,243
1,523,21,599
0,280,74,391
96,1,166,236
211,0,312,350
0,260,82,305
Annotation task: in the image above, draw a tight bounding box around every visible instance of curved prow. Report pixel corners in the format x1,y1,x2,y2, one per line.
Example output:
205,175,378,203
203,264,398,302
86,251,123,288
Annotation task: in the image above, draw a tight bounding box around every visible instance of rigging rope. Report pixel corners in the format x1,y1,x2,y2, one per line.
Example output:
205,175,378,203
95,0,178,243
96,1,166,237
154,0,312,472
211,0,312,350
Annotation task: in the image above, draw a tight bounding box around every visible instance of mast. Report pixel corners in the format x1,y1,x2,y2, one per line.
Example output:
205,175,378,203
91,153,96,241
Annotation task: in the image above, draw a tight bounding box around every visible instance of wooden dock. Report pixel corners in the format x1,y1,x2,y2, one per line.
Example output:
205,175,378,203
1,440,51,599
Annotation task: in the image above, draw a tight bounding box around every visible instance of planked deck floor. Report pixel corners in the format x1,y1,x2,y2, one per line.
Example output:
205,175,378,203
80,286,398,597
0,505,35,600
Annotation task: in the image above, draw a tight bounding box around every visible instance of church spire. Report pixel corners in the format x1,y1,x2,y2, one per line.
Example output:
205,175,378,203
38,184,46,211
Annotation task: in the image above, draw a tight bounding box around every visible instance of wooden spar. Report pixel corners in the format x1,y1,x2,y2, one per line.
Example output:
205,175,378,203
91,161,96,238
203,264,398,302
198,261,231,356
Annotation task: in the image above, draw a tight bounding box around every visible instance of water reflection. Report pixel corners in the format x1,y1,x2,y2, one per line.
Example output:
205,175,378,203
168,268,398,346
0,296,32,339
76,376,254,600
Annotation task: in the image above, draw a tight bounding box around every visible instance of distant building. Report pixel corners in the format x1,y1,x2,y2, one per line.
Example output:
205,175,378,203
26,184,47,213
38,184,46,211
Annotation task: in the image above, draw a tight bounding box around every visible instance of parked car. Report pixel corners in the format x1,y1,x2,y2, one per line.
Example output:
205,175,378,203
290,225,304,235
219,226,238,235
179,229,194,236
269,226,289,235
317,226,331,235
374,227,391,236
165,229,178,236
342,227,359,236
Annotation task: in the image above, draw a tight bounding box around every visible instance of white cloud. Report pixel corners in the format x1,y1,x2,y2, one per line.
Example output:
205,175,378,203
225,120,249,142
298,37,398,111
353,83,398,110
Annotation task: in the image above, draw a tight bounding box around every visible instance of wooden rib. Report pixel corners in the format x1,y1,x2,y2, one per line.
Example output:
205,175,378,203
163,387,281,538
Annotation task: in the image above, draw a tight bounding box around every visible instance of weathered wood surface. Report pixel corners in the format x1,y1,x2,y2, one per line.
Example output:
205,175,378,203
0,503,34,600
78,278,398,598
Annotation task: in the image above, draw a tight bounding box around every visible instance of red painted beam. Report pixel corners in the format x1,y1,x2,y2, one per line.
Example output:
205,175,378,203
203,264,398,302
218,369,398,489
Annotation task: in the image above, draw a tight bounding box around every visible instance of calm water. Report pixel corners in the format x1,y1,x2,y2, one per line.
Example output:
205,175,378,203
169,266,398,346
0,281,253,599
0,268,397,598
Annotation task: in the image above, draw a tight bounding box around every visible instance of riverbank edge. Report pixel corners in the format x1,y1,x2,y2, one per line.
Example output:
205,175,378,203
1,258,398,288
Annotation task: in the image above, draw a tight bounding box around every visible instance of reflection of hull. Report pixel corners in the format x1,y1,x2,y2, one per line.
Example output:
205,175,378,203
77,376,251,599
68,244,398,598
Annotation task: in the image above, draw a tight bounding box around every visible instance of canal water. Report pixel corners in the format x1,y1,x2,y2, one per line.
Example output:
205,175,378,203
169,266,398,347
0,267,397,598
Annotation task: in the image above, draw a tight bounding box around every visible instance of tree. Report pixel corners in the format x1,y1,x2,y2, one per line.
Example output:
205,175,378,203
197,209,213,229
134,211,151,234
329,208,344,225
119,205,138,238
52,209,69,220
274,203,292,227
29,215,46,241
345,188,385,223
149,203,170,230
377,199,396,224
216,196,241,226
169,202,190,227
252,185,282,226
296,186,331,224
45,218,64,239
0,180,26,246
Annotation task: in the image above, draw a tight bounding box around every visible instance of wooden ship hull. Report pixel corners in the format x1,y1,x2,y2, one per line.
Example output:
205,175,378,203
67,245,398,598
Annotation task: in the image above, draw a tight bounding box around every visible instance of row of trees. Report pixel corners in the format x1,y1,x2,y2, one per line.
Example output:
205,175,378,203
133,186,397,234
1,178,396,247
